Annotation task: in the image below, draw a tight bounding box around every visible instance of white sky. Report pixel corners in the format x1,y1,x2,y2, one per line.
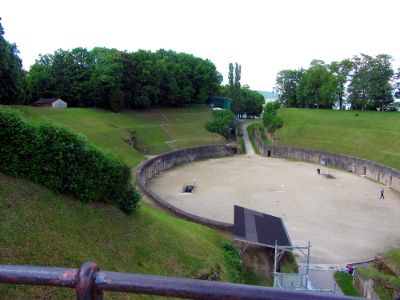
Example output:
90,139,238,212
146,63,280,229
2,0,399,91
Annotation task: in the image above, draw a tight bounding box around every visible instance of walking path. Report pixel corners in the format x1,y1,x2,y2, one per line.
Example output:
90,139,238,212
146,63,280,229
159,113,177,150
241,122,256,157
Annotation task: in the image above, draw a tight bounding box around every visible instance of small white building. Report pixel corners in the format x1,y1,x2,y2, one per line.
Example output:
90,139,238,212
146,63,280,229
32,98,67,108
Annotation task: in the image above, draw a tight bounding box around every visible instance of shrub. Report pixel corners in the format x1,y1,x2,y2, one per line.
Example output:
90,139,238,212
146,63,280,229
262,101,283,133
262,114,283,133
206,110,235,138
221,241,243,283
0,106,141,214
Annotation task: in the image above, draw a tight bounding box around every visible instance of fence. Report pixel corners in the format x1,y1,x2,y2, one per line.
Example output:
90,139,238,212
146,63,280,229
0,262,364,300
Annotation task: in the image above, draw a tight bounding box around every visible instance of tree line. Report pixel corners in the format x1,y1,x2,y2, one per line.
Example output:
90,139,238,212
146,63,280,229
0,17,264,117
274,54,400,111
26,47,223,111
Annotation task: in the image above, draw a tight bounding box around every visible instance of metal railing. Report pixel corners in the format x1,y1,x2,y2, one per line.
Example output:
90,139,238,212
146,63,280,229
0,262,364,300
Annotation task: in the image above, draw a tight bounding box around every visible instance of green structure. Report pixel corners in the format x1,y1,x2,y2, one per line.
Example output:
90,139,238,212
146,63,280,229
207,96,232,110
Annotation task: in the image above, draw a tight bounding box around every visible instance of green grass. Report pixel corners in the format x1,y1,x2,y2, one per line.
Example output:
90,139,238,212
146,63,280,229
333,271,360,297
276,109,400,169
0,173,228,299
242,267,273,286
382,249,400,273
10,106,226,167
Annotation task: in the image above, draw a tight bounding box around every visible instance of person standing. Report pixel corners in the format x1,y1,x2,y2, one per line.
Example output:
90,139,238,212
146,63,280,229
380,189,385,199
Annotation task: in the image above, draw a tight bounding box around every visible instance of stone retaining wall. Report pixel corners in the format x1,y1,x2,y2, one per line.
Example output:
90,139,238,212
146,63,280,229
137,145,234,231
353,272,381,299
252,130,400,191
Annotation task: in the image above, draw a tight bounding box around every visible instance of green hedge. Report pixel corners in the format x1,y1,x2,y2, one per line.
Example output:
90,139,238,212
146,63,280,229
206,110,235,138
0,106,141,214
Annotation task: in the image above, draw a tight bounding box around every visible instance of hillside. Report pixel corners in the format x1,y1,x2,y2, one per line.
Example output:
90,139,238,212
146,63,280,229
0,106,266,299
12,106,226,168
0,172,230,299
275,108,400,170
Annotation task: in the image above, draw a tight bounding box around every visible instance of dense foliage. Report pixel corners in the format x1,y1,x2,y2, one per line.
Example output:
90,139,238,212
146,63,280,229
206,109,235,138
274,55,399,111
0,18,26,104
221,241,243,283
262,100,283,133
25,48,222,110
0,106,141,213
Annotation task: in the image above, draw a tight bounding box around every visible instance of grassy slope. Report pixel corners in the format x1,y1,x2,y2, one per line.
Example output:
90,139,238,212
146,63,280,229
12,106,225,168
0,106,229,299
0,173,227,299
276,109,400,170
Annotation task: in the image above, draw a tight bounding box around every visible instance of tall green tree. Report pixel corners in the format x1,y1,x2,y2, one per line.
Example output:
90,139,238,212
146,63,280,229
0,18,23,104
368,54,394,111
296,60,337,109
89,47,124,109
274,68,305,107
329,59,353,109
347,54,373,110
348,54,394,111
241,85,264,118
228,62,243,116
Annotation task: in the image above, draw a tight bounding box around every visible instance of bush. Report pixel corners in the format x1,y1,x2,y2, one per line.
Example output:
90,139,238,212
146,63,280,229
0,106,141,214
262,114,283,133
206,110,235,138
221,241,243,283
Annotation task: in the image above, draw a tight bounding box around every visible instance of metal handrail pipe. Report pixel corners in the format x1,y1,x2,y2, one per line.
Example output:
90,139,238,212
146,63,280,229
0,263,364,300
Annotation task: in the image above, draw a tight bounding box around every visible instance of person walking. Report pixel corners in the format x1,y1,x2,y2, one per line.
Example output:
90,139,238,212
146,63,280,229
380,189,385,199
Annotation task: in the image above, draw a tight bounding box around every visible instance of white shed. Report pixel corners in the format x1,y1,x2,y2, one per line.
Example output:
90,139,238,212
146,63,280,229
32,98,67,108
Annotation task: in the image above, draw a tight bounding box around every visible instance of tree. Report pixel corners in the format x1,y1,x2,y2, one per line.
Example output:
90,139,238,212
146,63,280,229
347,54,373,110
394,68,400,99
0,18,23,104
241,85,264,118
228,62,244,116
348,54,395,111
274,69,305,107
368,54,394,111
296,60,337,109
329,59,353,109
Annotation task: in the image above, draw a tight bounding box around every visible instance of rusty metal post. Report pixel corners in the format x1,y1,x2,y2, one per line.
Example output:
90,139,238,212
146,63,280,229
75,262,103,300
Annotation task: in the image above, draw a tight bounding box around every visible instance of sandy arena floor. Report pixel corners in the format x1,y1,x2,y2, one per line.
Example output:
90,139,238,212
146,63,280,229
148,124,400,265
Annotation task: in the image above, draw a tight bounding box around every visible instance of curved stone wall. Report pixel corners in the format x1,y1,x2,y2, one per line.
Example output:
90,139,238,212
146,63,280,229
252,130,400,191
136,145,234,231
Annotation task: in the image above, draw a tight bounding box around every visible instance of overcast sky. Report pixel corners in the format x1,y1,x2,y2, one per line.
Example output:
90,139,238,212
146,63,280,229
2,0,399,91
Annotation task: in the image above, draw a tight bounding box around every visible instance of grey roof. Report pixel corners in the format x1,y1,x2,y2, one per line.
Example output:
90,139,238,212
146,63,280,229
34,98,64,104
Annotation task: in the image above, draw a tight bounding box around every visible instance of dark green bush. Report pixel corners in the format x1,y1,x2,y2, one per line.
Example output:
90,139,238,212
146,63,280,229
262,100,283,133
0,106,141,214
206,110,235,138
262,114,283,133
221,241,243,283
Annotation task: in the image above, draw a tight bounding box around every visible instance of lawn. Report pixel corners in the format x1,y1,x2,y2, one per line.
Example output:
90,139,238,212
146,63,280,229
0,172,228,299
276,109,400,169
10,106,226,167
